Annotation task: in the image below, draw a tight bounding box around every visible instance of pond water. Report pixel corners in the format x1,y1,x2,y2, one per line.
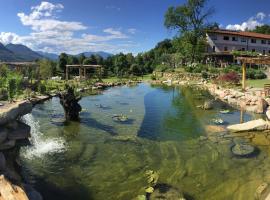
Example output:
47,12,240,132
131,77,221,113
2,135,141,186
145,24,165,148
19,83,270,200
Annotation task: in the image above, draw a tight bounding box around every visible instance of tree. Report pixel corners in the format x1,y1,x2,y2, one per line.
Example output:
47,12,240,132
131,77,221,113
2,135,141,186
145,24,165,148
39,59,54,80
164,0,213,62
252,25,270,34
58,53,68,77
78,53,86,64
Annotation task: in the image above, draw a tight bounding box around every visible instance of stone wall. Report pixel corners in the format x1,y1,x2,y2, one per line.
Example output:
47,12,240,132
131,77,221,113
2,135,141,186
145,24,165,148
154,72,217,82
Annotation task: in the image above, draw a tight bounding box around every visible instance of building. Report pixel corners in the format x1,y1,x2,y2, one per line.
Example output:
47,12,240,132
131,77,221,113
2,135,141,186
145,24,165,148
206,29,270,55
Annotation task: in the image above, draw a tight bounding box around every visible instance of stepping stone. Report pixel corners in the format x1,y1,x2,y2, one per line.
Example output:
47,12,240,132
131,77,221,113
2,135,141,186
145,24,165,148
231,143,255,156
227,119,270,132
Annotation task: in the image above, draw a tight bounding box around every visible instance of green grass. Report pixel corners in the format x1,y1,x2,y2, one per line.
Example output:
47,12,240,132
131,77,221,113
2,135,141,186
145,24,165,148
247,79,270,88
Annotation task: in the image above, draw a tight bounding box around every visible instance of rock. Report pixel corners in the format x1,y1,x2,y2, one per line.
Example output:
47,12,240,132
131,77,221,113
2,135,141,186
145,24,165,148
0,175,29,200
231,143,255,157
0,128,8,143
149,183,185,200
0,140,16,150
0,100,32,125
203,100,214,110
256,98,268,114
7,121,31,140
266,110,270,120
227,119,270,132
205,125,227,135
0,152,6,171
199,136,208,141
255,182,270,200
251,134,270,146
23,184,43,200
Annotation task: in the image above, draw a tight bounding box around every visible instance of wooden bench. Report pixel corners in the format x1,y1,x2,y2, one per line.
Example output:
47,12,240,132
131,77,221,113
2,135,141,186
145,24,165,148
264,84,270,97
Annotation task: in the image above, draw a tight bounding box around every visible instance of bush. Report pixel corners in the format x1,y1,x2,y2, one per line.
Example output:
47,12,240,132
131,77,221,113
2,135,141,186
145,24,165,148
215,72,240,85
201,71,208,79
8,78,17,101
151,74,156,80
254,70,267,79
38,83,47,94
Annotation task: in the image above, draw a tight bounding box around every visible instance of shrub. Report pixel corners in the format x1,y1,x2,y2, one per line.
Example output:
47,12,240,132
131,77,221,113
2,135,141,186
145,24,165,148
38,83,47,94
151,74,156,80
254,70,267,79
8,78,17,101
201,71,208,79
215,72,240,85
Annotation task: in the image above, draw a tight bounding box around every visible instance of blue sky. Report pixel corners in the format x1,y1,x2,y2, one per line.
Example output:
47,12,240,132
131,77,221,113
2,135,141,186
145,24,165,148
0,0,269,55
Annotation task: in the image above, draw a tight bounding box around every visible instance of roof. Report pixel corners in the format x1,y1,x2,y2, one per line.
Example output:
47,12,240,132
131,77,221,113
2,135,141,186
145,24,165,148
207,29,270,40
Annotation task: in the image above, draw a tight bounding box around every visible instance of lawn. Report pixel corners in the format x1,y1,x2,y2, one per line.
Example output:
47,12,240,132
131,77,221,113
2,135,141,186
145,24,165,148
247,79,270,88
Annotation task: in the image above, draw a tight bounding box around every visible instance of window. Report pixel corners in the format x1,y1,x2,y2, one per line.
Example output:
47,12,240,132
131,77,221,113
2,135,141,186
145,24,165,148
212,46,216,52
251,39,257,43
262,40,266,44
224,47,228,51
242,48,245,51
223,36,230,41
268,40,270,45
252,49,256,52
232,37,238,41
241,38,247,43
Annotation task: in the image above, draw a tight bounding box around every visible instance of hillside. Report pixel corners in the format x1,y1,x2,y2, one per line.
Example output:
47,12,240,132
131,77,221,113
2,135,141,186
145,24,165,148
5,43,43,61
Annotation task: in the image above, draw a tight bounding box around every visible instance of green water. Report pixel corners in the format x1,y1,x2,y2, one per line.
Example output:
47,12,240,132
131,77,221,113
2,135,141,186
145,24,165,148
19,83,270,200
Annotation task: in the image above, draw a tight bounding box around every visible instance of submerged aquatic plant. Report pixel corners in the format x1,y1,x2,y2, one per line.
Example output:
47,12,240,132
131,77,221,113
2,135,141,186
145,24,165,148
144,170,159,194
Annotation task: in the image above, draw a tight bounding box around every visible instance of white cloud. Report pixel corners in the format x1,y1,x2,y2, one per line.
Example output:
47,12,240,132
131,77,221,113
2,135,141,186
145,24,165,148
256,12,266,20
0,32,22,44
127,28,137,34
226,12,266,31
0,1,138,54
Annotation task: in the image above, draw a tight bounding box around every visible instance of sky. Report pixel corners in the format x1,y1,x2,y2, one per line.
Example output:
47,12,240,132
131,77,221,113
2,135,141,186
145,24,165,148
0,0,269,55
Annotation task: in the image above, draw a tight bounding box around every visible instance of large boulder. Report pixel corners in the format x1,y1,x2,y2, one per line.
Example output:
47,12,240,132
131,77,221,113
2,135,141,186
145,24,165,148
203,100,214,110
0,175,29,200
0,152,6,171
7,121,31,140
0,128,8,143
0,101,32,125
23,184,43,200
227,119,270,132
0,140,16,150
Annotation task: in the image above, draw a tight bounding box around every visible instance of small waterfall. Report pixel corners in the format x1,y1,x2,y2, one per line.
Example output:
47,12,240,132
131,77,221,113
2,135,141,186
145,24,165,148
21,114,66,159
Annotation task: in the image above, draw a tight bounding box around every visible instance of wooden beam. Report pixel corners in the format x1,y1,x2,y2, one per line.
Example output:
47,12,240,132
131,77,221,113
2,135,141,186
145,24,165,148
242,62,246,91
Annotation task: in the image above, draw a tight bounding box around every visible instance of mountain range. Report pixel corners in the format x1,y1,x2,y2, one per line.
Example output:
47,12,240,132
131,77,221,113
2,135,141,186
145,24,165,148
0,42,113,62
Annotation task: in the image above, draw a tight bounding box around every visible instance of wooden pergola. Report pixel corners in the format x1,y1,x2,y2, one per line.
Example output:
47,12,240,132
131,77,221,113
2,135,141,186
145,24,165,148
66,64,102,80
236,56,270,90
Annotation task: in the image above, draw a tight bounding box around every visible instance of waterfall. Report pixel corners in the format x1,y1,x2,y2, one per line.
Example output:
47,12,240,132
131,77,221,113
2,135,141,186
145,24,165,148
21,114,66,159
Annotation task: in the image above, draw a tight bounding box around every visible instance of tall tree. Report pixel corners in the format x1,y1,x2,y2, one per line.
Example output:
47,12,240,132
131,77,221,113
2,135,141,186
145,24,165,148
252,25,270,34
58,53,68,77
164,0,213,62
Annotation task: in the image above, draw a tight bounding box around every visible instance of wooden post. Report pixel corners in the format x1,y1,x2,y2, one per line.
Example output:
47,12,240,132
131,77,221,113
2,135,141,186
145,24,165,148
84,67,86,79
242,62,246,91
79,65,82,80
66,66,68,80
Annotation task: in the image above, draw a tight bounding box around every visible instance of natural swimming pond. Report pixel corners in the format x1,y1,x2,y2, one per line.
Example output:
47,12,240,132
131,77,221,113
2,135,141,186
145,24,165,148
19,83,270,200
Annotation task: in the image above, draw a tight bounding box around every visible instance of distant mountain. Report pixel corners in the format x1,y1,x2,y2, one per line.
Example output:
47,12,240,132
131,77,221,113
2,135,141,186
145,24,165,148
5,43,43,61
37,51,59,60
0,43,18,61
0,42,113,62
77,51,113,58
